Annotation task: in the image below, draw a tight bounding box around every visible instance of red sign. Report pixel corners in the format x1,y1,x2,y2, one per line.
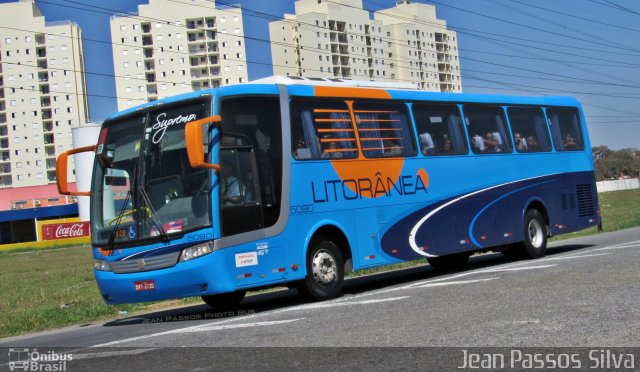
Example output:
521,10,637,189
134,280,156,291
42,222,90,240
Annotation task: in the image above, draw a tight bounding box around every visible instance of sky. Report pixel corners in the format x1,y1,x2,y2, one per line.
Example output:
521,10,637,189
3,0,639,150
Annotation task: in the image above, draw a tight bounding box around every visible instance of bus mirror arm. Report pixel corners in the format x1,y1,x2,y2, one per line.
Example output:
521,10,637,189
185,115,222,172
56,145,96,196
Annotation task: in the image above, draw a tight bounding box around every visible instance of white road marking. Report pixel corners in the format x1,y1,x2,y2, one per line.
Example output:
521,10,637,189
279,296,410,312
544,253,610,261
413,277,499,288
73,348,157,360
175,318,303,333
485,264,557,272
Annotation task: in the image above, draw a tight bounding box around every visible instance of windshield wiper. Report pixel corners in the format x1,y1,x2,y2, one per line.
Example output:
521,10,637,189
107,189,132,250
138,186,169,243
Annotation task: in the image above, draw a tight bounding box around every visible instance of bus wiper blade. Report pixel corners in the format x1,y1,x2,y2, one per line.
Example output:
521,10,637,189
107,190,132,250
138,186,169,243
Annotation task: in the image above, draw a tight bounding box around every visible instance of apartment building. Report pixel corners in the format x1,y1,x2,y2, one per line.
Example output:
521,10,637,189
110,0,248,111
270,0,461,92
0,0,89,189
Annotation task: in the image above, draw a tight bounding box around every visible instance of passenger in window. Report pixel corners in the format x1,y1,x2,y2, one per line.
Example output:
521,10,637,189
293,138,310,159
321,141,344,159
441,138,453,154
220,162,242,206
526,136,539,151
514,132,527,152
384,140,402,156
419,132,435,155
563,133,578,149
472,134,485,152
483,132,501,153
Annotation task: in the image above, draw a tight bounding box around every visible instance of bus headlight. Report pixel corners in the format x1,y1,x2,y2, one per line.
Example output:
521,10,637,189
94,259,111,271
180,242,214,262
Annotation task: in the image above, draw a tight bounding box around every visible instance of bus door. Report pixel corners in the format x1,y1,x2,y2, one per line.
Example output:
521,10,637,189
219,141,263,236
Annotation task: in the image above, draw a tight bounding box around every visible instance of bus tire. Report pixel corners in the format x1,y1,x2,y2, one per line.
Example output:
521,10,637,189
516,209,547,259
427,252,470,270
202,290,246,310
296,236,344,301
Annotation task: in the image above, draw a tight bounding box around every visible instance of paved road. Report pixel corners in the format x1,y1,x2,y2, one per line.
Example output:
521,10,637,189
1,228,639,370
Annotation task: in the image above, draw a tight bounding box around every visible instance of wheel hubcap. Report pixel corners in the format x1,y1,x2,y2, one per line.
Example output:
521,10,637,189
528,219,544,248
312,250,337,285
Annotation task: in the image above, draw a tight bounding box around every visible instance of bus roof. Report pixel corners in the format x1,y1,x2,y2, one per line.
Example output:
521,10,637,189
107,76,580,121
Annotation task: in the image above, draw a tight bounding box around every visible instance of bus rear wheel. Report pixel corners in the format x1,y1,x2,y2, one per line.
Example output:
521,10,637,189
296,236,344,301
510,209,547,259
427,252,470,270
202,290,246,310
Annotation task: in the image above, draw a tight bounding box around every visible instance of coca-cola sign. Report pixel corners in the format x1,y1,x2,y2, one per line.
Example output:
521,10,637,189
42,222,90,240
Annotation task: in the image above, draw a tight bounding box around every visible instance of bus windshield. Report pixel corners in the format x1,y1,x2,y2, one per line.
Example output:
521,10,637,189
90,99,211,247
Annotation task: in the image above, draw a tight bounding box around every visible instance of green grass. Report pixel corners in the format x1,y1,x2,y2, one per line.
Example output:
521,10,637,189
1,189,639,338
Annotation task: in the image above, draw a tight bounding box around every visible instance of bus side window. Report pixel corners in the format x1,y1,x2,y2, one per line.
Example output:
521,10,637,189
290,100,357,160
411,103,468,155
547,108,584,151
463,105,513,154
352,101,416,158
507,107,552,153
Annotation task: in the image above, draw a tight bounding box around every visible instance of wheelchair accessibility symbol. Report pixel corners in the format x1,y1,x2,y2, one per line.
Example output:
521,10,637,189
128,225,137,239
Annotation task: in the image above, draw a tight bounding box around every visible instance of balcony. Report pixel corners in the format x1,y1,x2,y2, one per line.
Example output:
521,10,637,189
36,47,47,58
144,48,154,58
0,139,8,149
47,170,56,183
147,85,157,95
0,102,4,112
0,127,7,136
146,73,156,83
37,61,48,70
0,114,5,124
35,34,45,45
46,159,56,169
208,56,218,65
205,18,215,28
145,61,155,71
142,36,153,46
0,165,11,174
188,32,205,42
44,134,54,145
1,151,9,162
0,175,11,187
207,42,218,53
45,147,55,156
38,72,49,82
142,23,151,33
43,122,53,132
40,97,51,107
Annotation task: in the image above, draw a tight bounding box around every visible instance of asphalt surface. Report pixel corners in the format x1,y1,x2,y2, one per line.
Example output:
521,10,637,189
1,227,639,370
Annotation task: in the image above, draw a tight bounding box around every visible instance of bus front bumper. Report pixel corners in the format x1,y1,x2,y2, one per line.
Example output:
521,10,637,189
94,253,235,304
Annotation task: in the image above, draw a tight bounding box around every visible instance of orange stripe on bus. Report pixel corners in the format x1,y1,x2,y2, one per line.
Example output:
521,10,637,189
317,128,354,132
320,138,356,143
313,109,350,113
355,119,401,122
314,118,352,123
362,147,405,151
359,137,403,141
314,86,392,99
357,128,402,132
353,110,398,114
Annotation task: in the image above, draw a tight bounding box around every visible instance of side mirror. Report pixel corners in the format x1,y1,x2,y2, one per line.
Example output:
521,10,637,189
185,115,221,172
56,145,96,196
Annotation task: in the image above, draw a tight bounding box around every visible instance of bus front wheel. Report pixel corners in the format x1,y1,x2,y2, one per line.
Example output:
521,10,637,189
202,290,246,310
297,236,345,301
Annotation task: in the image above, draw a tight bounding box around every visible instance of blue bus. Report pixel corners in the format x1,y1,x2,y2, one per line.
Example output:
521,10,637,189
57,77,599,309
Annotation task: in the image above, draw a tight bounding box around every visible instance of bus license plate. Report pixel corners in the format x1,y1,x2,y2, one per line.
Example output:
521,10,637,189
134,280,155,291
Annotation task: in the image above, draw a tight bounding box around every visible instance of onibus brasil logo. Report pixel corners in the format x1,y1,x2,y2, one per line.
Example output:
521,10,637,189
8,348,72,371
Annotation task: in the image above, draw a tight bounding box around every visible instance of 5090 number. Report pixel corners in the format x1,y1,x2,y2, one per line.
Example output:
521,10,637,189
290,204,314,215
